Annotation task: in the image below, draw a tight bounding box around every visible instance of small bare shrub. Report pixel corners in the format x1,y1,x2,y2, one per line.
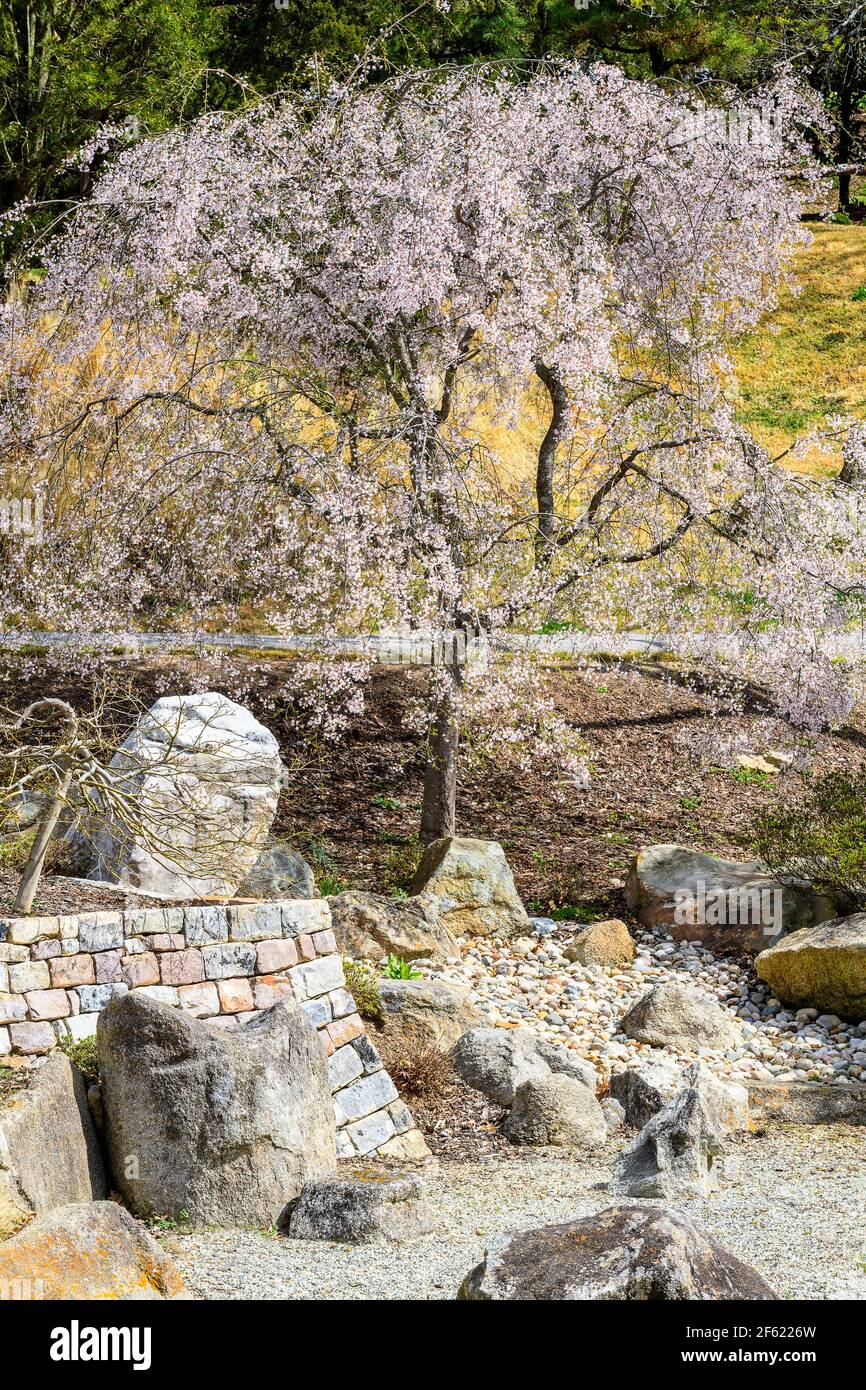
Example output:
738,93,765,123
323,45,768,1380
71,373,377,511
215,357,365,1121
378,1035,455,1104
379,833,422,895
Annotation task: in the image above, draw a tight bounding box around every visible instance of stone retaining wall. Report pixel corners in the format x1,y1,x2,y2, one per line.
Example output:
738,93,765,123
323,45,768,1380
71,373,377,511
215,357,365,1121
0,900,427,1163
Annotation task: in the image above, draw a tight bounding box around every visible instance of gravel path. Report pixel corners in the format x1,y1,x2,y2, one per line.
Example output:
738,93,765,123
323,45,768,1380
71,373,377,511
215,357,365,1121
170,1124,866,1300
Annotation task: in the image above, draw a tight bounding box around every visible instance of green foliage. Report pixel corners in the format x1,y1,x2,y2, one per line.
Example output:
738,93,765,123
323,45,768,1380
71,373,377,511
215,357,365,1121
381,953,421,980
731,766,771,786
148,1209,192,1232
342,958,383,1020
549,904,601,923
0,0,799,253
0,1063,25,1097
57,1033,99,1085
379,832,422,895
0,0,225,237
317,873,347,896
0,829,33,871
538,618,573,634
852,286,866,302
290,834,345,895
748,769,866,910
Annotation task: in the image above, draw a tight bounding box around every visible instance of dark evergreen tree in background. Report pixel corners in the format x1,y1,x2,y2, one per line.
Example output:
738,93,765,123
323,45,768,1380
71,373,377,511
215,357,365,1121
1,0,864,241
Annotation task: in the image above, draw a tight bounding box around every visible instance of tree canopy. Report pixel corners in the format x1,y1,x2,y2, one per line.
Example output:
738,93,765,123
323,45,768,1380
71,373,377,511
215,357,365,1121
3,63,862,833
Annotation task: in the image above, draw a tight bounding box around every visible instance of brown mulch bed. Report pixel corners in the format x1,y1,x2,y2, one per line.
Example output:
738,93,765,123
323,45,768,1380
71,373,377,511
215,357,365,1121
0,873,178,918
2,652,865,917
0,871,251,919
402,1077,513,1160
280,661,865,917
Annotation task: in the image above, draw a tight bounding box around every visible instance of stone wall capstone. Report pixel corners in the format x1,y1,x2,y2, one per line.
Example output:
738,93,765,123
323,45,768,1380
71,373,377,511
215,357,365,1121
0,899,427,1163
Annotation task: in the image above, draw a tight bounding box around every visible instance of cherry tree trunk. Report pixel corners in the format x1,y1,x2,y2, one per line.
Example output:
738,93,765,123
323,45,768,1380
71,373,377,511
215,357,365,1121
420,673,461,845
534,360,567,564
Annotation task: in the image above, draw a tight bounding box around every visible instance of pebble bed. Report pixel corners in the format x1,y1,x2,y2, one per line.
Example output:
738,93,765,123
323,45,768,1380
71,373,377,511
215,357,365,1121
418,920,866,1086
171,1126,866,1301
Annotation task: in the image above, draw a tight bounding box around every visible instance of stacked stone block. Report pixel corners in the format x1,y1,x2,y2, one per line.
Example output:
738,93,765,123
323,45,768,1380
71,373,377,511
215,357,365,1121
0,900,427,1162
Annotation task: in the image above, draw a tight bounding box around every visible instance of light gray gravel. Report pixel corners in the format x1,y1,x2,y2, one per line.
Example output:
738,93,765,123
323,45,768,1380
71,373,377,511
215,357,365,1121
169,1124,866,1300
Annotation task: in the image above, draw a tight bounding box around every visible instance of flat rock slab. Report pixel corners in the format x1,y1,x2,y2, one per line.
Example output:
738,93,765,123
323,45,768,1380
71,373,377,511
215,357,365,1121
626,844,835,953
0,1201,187,1300
458,1205,778,1300
286,1167,432,1243
748,1080,866,1126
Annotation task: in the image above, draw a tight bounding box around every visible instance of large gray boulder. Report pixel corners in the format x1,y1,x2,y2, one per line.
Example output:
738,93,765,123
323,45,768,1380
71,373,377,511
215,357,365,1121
0,1053,105,1234
329,890,458,963
610,1084,724,1200
238,842,318,900
287,1168,431,1243
692,1066,750,1135
449,1029,551,1106
376,978,481,1051
626,844,835,953
71,692,282,899
410,836,529,938
619,980,740,1052
609,1059,684,1129
535,1040,598,1091
755,914,866,1021
458,1205,777,1300
0,1201,188,1299
450,1028,596,1107
502,1075,607,1148
97,993,336,1226
610,1060,748,1134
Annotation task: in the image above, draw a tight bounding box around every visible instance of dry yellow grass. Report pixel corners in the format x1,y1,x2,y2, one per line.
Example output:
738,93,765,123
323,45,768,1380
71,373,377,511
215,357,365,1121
477,226,866,486
731,224,866,476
